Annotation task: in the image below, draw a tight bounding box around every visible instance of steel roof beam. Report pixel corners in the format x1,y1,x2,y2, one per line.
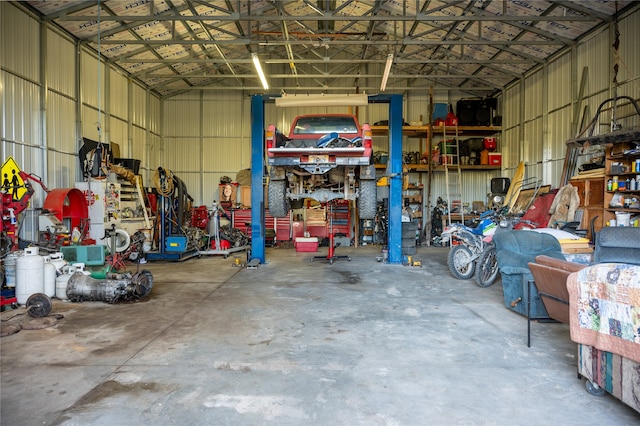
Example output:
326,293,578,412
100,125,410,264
94,38,566,46
56,14,604,22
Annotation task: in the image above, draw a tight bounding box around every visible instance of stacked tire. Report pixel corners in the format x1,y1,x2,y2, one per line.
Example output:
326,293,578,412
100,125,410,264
402,221,418,256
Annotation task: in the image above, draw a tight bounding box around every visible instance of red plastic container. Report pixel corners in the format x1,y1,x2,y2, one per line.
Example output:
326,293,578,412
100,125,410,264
488,153,502,166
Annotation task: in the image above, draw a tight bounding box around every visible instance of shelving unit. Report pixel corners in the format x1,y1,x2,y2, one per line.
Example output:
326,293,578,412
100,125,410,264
373,123,502,245
604,144,640,224
569,177,604,240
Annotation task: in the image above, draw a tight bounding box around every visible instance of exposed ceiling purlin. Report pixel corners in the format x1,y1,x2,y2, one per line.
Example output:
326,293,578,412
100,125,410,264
398,0,436,56
23,0,636,98
411,0,482,90
456,0,557,89
550,1,614,21
42,0,99,22
55,13,603,23
183,0,243,87
99,2,193,89
353,0,385,89
275,1,299,87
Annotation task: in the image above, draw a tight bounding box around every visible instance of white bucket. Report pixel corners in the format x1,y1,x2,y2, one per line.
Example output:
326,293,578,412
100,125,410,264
16,247,45,305
615,212,631,227
4,252,20,288
43,256,57,297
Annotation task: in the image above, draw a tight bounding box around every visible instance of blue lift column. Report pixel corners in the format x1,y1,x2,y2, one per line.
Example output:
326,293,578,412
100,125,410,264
250,94,266,263
387,94,404,264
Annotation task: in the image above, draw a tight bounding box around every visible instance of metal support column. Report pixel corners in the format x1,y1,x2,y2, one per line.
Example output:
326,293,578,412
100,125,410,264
250,95,266,263
388,94,404,264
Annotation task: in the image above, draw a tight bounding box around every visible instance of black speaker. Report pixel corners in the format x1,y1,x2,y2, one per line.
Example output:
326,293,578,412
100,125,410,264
476,100,492,126
456,100,479,126
456,98,497,126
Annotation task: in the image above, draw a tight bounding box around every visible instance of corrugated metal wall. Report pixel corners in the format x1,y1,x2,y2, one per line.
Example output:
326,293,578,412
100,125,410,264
1,2,161,210
504,9,640,193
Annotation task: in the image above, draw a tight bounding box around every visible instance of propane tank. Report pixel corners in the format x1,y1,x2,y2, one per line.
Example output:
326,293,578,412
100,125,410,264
16,247,45,305
56,264,76,300
49,252,67,272
43,256,57,297
4,252,20,288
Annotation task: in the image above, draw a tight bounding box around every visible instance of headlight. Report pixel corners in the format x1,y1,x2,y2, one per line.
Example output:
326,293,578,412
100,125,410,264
493,195,504,204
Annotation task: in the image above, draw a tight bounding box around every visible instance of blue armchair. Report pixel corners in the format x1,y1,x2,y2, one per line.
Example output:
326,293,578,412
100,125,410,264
493,230,565,318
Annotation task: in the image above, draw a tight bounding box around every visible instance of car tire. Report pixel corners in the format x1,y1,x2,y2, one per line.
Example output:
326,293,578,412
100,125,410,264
268,180,290,217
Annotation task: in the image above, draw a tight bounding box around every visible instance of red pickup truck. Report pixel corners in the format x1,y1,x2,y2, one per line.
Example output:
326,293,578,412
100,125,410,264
266,114,377,219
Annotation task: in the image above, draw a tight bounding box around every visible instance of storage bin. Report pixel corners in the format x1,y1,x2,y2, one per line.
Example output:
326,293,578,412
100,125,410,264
488,153,502,165
295,237,318,252
60,245,105,266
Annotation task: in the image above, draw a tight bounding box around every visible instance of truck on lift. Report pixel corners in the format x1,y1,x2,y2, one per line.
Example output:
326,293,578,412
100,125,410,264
265,114,377,219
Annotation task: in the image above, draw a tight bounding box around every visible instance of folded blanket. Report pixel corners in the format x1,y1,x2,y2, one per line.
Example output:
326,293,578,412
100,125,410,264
567,263,640,363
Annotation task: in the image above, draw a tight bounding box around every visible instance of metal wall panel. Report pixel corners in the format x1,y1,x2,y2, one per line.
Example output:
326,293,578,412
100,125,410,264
523,119,544,167
2,73,42,148
46,92,77,154
577,27,611,98
546,54,572,113
131,126,147,166
523,70,544,122
163,100,201,137
81,105,105,142
109,68,128,120
502,85,521,130
202,92,245,137
46,150,79,190
46,30,76,97
202,137,247,173
149,96,161,134
109,117,128,155
80,51,105,110
162,137,200,171
131,84,146,127
1,3,40,81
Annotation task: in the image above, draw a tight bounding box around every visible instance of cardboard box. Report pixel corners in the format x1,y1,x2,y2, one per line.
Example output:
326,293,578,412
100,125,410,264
295,237,318,252
488,153,502,166
239,186,251,207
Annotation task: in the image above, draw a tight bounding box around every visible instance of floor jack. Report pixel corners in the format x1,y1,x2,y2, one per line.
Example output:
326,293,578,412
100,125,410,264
313,202,351,265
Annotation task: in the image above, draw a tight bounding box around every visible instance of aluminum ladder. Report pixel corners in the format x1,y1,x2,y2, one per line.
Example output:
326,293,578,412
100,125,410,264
443,125,464,226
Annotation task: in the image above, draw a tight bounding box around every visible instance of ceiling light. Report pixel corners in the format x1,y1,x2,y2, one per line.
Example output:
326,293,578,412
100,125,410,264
275,94,369,107
252,53,269,90
380,53,393,91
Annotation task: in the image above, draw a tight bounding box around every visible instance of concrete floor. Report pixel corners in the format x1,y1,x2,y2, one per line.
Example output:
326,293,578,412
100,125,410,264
1,245,639,425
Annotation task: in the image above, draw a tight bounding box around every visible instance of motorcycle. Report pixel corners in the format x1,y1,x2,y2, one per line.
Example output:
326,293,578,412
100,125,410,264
442,209,499,281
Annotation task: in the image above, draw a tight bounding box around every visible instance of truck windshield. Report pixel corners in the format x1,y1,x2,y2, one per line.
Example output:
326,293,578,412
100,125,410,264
293,116,358,135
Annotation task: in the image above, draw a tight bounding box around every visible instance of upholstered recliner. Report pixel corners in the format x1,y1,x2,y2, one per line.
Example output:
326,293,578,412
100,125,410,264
493,230,565,318
593,226,640,265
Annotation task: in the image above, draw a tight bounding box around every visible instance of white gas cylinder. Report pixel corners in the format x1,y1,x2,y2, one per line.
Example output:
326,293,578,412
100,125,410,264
4,252,20,288
49,252,67,272
43,256,57,297
16,247,45,305
55,265,76,300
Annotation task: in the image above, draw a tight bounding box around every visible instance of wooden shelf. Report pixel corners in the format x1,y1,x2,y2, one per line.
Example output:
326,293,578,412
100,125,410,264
371,125,501,138
375,163,501,172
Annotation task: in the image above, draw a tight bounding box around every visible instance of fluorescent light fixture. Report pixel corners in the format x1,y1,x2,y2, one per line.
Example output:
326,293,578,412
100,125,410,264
252,53,269,90
380,53,393,91
275,93,369,107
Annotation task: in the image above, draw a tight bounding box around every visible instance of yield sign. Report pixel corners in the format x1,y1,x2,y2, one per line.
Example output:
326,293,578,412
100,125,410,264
1,156,27,201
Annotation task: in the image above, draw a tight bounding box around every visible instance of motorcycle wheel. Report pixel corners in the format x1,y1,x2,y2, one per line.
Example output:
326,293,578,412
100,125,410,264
447,245,476,280
475,246,499,287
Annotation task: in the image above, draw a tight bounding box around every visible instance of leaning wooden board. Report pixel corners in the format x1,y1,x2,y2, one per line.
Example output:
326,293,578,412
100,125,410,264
506,161,525,213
